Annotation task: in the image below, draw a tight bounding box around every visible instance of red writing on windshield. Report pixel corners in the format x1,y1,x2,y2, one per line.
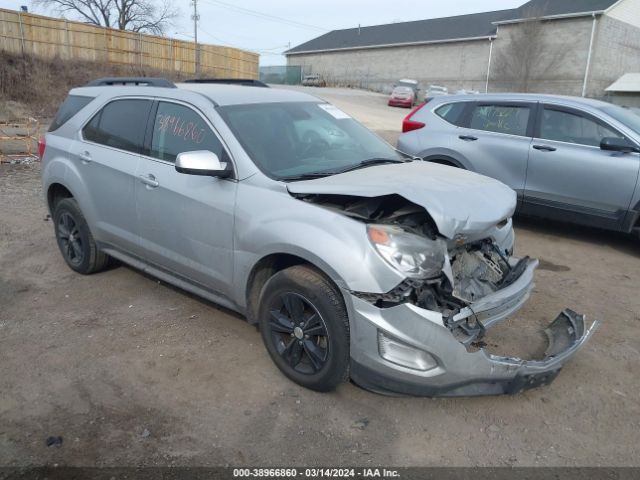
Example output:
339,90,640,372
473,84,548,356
156,114,206,144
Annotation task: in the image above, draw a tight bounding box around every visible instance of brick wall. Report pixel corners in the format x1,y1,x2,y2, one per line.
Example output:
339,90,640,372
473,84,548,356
588,14,640,97
287,40,492,94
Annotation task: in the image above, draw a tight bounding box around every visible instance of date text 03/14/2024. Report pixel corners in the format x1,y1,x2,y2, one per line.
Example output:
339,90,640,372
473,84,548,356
232,468,400,478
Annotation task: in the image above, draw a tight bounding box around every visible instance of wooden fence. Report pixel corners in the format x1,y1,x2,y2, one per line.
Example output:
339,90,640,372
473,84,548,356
0,8,259,78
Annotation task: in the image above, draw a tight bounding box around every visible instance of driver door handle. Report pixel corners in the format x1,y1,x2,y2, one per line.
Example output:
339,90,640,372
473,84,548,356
139,174,159,188
533,145,557,152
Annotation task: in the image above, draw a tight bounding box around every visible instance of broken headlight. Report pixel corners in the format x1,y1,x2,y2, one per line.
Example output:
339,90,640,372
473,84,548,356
367,224,446,279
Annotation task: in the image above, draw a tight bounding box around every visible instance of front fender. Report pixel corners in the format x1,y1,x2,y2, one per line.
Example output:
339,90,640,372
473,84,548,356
232,183,406,307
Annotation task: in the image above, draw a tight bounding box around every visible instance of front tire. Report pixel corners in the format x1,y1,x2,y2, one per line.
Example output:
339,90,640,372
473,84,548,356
258,265,350,392
53,198,109,274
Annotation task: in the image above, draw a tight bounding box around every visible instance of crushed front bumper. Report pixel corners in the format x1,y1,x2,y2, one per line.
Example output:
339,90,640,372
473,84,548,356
345,275,599,396
448,258,538,345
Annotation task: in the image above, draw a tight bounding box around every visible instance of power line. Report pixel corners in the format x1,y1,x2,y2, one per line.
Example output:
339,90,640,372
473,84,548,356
200,0,328,32
198,28,232,47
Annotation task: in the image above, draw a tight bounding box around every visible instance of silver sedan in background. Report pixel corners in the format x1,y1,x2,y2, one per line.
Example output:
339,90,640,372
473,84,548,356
397,94,640,237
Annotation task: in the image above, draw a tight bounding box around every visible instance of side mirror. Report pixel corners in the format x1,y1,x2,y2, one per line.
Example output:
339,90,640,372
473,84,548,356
600,137,639,154
175,151,231,178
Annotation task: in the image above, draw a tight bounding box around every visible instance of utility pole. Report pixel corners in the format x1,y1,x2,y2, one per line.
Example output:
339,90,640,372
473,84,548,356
191,0,200,76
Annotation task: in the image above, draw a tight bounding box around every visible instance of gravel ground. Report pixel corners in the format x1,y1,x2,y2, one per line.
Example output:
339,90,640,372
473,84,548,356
1,87,640,467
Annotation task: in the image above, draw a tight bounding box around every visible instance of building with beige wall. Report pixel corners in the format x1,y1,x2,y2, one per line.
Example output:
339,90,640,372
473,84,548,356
285,0,640,98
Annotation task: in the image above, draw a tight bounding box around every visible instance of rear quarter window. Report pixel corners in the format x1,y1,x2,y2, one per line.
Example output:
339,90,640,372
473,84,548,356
48,95,94,132
435,103,467,127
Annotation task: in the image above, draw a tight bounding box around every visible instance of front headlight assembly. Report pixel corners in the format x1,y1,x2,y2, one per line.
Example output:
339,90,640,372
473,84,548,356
367,224,446,280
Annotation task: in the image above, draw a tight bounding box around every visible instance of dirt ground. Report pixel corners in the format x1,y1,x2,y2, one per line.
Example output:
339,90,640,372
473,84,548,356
1,86,640,467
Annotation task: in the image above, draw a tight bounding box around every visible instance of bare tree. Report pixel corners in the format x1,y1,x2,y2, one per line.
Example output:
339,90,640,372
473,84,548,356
34,0,179,35
491,6,567,92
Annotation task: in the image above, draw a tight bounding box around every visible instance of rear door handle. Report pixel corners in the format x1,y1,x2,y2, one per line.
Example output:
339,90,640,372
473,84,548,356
139,174,159,188
78,151,92,164
459,135,478,142
533,145,557,152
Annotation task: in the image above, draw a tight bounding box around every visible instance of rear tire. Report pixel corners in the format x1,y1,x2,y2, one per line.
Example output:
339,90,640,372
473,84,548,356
258,265,350,392
53,198,110,274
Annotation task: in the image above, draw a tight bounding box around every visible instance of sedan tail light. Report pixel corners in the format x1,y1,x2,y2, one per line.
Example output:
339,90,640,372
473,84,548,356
402,102,428,133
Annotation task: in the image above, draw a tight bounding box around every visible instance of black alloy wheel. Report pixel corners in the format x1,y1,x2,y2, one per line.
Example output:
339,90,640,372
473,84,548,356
57,211,84,267
268,292,329,374
52,198,110,274
258,265,350,391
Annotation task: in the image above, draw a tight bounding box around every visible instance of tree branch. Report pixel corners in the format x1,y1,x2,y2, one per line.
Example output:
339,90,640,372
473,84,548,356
33,0,177,34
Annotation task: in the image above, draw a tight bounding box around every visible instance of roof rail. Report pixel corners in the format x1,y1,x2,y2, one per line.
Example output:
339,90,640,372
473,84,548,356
183,78,269,88
86,77,176,88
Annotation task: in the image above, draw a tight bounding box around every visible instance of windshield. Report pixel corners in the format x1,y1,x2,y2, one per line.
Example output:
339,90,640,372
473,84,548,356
218,101,402,180
600,104,640,136
392,87,413,96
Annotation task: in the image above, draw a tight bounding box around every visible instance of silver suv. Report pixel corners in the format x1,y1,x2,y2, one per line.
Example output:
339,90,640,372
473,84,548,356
41,78,597,396
398,94,640,236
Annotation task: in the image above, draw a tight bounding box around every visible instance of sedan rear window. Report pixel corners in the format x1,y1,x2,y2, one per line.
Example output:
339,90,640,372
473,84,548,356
48,95,94,132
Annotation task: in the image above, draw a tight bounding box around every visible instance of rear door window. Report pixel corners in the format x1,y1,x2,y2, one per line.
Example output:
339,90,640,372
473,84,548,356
539,107,624,147
49,95,94,132
150,101,225,162
82,99,152,154
469,104,532,137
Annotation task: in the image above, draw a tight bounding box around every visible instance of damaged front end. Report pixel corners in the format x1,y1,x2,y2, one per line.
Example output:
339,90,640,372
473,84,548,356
293,192,598,396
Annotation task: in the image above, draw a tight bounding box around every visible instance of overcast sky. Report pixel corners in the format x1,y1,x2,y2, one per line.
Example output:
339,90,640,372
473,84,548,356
1,0,526,65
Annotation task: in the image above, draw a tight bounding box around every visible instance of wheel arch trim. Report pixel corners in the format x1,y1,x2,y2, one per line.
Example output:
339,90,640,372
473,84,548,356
422,153,467,169
43,161,99,230
240,249,350,324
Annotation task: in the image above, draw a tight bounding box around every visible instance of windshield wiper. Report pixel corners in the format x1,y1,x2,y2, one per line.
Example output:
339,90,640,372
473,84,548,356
335,157,409,174
279,158,410,182
278,172,336,182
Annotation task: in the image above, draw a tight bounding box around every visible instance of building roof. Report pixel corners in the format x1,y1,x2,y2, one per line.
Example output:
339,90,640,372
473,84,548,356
494,0,619,24
286,0,619,55
606,73,640,93
286,9,514,55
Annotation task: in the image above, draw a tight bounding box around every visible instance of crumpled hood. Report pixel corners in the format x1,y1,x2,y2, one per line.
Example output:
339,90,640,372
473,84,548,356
286,161,516,239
